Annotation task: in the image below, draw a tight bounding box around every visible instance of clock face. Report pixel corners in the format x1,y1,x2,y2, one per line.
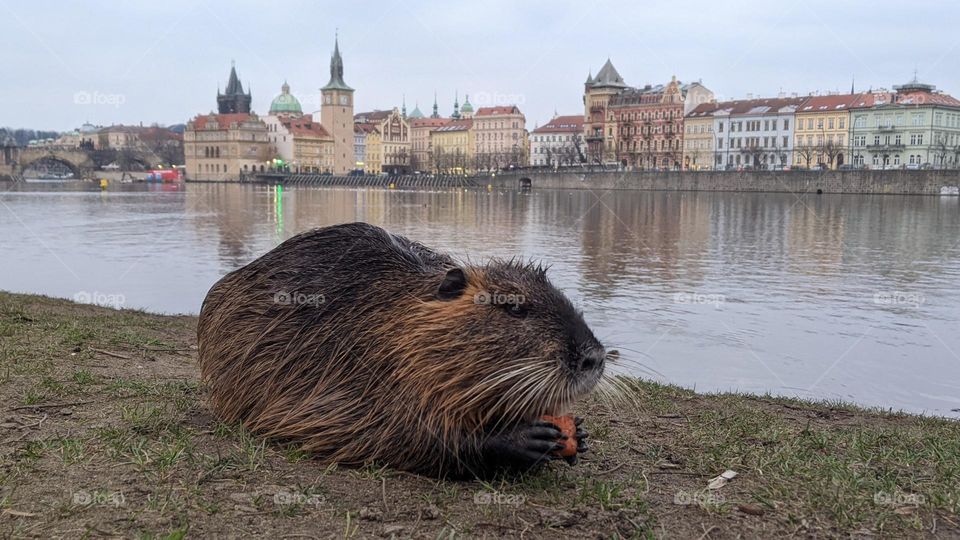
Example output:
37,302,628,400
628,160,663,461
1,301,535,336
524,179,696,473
339,95,349,106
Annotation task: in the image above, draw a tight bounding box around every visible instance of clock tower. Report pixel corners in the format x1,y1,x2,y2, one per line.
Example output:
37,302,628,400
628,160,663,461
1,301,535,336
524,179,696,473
321,35,355,174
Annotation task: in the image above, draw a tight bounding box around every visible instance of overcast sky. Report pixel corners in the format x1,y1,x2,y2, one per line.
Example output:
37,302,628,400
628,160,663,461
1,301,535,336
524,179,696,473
2,0,958,132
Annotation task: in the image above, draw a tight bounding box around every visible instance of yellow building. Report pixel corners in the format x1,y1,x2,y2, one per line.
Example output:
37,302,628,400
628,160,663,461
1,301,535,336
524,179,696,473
793,94,858,169
430,119,474,174
684,103,720,170
356,123,382,174
284,117,334,173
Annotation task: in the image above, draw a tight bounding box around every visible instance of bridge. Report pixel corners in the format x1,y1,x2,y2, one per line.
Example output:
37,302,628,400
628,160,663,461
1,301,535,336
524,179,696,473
1,146,97,180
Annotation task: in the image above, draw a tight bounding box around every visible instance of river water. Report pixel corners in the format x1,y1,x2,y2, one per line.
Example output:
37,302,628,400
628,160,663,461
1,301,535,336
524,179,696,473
2,181,959,416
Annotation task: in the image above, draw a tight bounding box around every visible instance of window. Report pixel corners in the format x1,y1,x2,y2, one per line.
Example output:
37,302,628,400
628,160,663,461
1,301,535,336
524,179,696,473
839,118,845,129
828,118,835,129
874,135,881,145
783,119,789,130
912,114,923,126
855,116,866,128
807,119,814,130
895,134,901,145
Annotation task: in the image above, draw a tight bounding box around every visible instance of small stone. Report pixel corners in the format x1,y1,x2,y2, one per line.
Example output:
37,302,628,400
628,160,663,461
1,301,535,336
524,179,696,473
382,524,405,537
540,509,583,528
59,408,73,416
737,503,765,516
420,504,440,520
359,507,383,521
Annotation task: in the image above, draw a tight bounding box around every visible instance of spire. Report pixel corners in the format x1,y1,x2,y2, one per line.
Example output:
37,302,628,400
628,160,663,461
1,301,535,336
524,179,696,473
431,91,439,118
225,63,243,95
452,90,460,119
402,94,407,117
851,75,855,95
322,33,353,92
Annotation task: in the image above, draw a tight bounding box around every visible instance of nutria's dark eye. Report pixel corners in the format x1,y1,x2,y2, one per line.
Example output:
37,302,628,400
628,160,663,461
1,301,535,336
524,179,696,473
506,303,528,318
437,267,467,300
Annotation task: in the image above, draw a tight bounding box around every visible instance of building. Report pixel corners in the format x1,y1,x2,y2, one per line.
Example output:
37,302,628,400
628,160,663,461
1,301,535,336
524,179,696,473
472,105,527,171
355,108,411,174
430,119,473,174
608,76,685,170
583,60,628,163
183,112,272,180
217,62,252,114
792,93,864,169
712,96,806,170
320,37,355,175
849,79,960,169
354,124,367,172
355,123,381,174
265,82,334,173
583,59,714,166
409,117,449,172
684,102,721,170
529,115,584,167
184,64,272,180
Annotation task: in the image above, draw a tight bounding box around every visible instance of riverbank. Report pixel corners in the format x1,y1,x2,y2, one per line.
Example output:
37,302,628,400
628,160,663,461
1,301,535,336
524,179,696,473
1,291,958,538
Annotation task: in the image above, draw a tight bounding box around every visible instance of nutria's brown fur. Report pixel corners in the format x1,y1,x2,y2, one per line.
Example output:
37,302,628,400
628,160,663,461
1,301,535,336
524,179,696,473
197,222,606,478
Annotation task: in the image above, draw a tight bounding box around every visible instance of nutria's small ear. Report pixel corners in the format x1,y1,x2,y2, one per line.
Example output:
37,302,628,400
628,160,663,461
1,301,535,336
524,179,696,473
437,267,467,300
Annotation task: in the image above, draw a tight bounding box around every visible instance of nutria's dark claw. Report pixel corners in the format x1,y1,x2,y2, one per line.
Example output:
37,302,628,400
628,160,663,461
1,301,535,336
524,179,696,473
481,423,563,473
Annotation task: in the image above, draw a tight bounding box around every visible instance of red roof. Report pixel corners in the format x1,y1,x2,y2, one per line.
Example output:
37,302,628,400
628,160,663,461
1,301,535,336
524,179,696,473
281,115,330,138
896,90,960,107
354,110,392,122
410,118,450,128
190,113,256,130
532,115,583,134
433,119,472,132
354,123,379,135
798,94,863,113
475,106,521,116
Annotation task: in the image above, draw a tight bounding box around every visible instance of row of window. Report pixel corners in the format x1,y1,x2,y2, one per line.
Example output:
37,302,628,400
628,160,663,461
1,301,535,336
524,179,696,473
797,117,846,131
719,119,790,133
531,134,579,143
717,136,790,149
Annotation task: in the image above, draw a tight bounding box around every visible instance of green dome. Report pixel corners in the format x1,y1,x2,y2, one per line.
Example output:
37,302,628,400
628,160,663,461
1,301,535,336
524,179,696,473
269,81,302,114
461,94,474,113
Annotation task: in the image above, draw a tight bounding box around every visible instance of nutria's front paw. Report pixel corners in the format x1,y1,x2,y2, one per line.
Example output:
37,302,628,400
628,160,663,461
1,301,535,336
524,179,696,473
563,416,590,466
480,420,566,473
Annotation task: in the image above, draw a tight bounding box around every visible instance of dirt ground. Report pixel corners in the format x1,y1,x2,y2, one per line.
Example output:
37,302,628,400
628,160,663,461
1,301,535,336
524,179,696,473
1,292,958,539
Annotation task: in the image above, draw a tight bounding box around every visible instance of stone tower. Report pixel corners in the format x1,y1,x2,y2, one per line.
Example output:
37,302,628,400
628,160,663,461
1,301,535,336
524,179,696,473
321,35,355,174
217,62,252,114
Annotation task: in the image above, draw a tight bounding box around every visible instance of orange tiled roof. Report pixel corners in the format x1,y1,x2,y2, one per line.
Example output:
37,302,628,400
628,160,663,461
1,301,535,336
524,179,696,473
532,115,583,134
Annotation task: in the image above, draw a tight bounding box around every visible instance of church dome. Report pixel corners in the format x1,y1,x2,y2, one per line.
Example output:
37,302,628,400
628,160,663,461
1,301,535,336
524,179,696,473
269,81,303,115
460,95,474,114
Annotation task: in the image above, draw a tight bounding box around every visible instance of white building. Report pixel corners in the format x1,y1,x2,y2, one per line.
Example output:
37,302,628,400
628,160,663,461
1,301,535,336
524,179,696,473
529,115,584,167
712,97,806,170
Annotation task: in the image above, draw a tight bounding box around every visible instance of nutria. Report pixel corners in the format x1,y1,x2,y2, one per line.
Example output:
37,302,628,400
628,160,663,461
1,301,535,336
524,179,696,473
197,222,606,478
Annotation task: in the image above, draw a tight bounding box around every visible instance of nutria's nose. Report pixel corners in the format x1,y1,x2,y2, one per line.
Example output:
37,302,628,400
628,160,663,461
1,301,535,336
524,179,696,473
579,347,605,373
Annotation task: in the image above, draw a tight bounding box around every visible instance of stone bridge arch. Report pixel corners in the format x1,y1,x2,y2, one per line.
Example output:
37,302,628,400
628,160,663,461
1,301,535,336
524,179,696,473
13,148,96,178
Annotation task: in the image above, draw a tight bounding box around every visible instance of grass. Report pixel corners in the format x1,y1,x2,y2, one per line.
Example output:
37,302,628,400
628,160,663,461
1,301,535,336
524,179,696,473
0,290,958,538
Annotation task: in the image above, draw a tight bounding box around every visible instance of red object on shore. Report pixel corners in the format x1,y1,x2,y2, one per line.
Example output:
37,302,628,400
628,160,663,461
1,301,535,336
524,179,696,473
146,168,183,182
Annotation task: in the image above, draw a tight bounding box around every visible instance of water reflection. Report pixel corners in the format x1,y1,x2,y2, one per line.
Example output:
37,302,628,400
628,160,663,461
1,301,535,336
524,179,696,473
2,182,959,416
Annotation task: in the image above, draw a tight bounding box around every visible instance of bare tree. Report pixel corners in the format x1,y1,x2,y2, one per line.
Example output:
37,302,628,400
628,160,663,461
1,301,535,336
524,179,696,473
795,144,817,169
